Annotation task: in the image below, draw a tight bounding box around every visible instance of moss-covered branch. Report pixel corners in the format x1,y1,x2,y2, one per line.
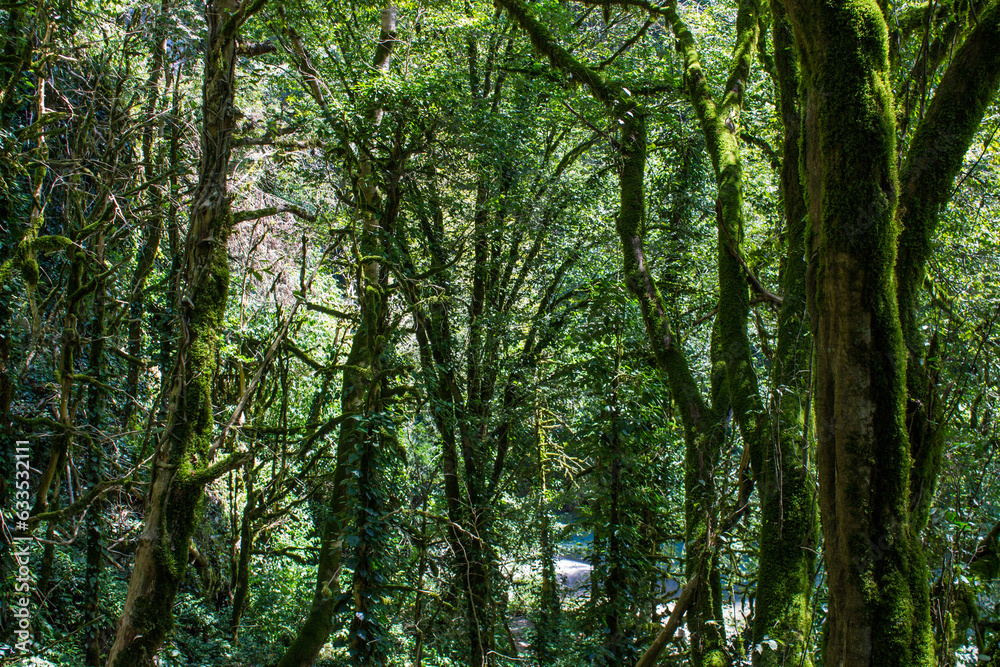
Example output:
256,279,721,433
28,477,127,526
0,234,72,290
896,0,1000,532
189,451,252,488
495,0,625,109
232,203,318,224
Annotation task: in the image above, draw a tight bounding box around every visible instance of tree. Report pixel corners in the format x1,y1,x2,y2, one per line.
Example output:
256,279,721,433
5,0,1000,665
105,2,267,664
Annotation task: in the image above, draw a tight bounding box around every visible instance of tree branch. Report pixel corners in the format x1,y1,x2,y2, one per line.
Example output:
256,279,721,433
233,204,318,224
635,573,700,667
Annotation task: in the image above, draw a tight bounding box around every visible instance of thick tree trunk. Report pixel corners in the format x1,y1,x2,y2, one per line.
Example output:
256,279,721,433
782,0,933,663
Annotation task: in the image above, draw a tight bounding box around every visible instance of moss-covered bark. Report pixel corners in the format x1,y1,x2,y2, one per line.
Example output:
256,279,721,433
495,2,776,663
279,8,400,666
104,2,263,665
84,235,107,666
891,6,1000,659
751,3,817,664
665,0,813,661
781,0,933,662
276,325,367,667
123,0,170,430
896,0,1000,531
536,410,559,666
346,139,404,661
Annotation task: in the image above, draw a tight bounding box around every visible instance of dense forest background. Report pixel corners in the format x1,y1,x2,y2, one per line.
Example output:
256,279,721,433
1,0,999,665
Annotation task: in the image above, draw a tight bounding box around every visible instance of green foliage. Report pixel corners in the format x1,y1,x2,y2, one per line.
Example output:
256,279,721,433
5,0,1000,665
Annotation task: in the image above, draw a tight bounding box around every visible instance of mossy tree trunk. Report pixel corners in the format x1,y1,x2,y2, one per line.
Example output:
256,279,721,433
277,6,399,666
123,0,171,430
620,108,727,667
895,0,1000,536
535,404,559,666
750,3,818,664
600,349,630,666
892,3,1000,658
37,209,93,606
104,2,264,665
84,232,107,666
496,2,773,664
461,173,500,667
0,6,30,440
781,0,933,663
346,77,405,667
664,0,776,659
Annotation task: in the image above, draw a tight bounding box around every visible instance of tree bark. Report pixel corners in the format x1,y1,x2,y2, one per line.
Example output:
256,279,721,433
751,3,817,664
895,0,1000,533
781,0,933,662
123,0,171,429
229,458,254,641
277,6,398,666
84,232,107,666
105,2,263,665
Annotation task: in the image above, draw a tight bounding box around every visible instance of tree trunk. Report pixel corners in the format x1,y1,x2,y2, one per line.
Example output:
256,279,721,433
230,458,254,641
104,2,262,664
277,7,398,665
751,3,817,663
123,0,171,429
782,0,933,662
894,0,1000,526
892,6,1000,660
84,232,107,666
535,406,559,666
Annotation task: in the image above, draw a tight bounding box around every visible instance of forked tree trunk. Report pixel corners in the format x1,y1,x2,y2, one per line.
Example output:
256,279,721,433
276,6,398,666
494,4,737,664
892,5,1000,659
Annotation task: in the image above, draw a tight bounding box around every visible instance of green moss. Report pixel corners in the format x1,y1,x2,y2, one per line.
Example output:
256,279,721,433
892,14,1000,657
786,0,935,662
751,7,818,664
897,0,1000,354
20,257,39,285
